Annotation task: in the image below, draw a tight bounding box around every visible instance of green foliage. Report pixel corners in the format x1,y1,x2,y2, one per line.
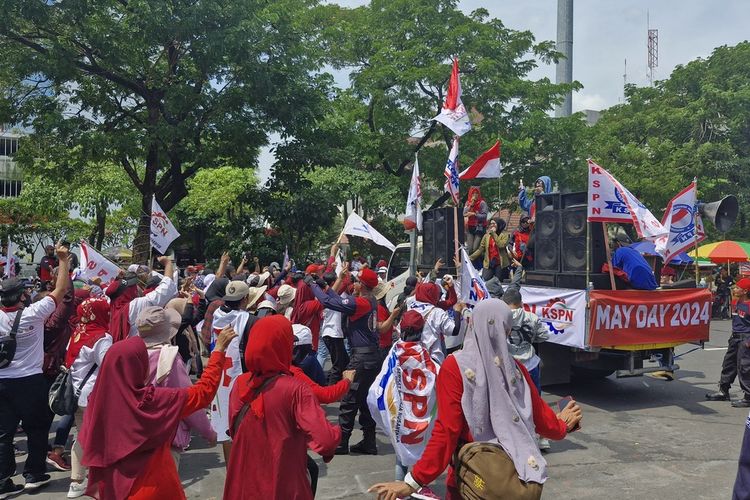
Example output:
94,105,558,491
586,42,750,240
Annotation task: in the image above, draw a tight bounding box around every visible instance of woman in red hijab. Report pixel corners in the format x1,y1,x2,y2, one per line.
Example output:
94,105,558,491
464,186,489,254
78,324,236,500
290,280,324,351
224,315,340,500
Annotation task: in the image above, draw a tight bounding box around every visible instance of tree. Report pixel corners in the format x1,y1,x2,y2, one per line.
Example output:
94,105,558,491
585,42,750,240
0,0,331,261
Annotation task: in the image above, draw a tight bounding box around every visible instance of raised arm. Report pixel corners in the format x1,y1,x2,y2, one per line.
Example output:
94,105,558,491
49,246,71,304
181,325,236,416
310,283,357,315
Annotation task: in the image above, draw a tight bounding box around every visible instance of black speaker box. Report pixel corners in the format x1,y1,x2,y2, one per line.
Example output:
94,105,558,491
421,207,464,268
560,209,607,273
561,191,587,208
536,193,560,213
533,211,560,272
524,271,557,287
556,272,612,290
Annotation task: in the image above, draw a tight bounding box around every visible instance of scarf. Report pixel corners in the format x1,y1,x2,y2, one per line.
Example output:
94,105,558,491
108,285,139,343
488,234,500,265
453,299,546,484
65,298,110,368
79,337,188,499
465,186,485,228
231,315,292,424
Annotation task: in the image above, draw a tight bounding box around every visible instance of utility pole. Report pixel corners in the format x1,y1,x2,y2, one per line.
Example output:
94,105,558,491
555,0,574,117
647,12,658,86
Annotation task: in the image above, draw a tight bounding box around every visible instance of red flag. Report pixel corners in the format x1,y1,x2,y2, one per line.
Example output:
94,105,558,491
459,141,501,180
433,58,471,136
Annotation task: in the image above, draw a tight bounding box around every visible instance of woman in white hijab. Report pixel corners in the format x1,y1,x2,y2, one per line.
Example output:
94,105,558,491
370,299,582,500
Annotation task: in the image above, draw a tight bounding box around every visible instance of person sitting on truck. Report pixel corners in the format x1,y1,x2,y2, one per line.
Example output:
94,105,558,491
706,277,750,407
602,233,658,291
511,216,534,268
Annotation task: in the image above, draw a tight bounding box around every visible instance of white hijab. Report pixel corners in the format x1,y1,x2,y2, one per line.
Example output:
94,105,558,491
453,299,547,484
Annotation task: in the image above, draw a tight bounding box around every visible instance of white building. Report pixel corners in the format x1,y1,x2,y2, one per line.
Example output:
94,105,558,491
0,127,22,198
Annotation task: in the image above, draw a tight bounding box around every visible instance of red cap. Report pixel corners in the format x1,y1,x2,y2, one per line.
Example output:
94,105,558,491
305,264,324,275
400,310,425,333
737,278,750,292
359,268,378,289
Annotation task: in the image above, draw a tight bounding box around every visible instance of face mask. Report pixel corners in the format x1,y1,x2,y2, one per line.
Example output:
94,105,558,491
21,293,31,307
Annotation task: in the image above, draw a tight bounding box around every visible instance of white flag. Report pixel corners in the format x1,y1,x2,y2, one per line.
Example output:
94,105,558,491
404,155,423,231
3,239,15,278
432,58,472,136
282,245,290,271
334,250,343,276
342,212,396,252
655,180,705,263
443,137,460,206
79,240,121,282
150,196,181,254
459,247,489,306
587,160,667,240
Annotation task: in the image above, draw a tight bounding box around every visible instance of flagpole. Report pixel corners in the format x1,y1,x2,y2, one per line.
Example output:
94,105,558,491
693,177,700,287
602,223,616,290
586,221,591,295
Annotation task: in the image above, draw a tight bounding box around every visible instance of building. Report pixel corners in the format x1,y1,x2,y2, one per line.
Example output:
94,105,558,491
0,127,22,198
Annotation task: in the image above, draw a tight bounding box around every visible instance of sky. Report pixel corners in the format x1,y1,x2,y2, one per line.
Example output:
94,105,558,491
257,0,750,182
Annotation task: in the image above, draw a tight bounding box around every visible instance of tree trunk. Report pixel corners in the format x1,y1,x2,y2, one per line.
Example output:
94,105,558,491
94,200,107,250
132,196,153,265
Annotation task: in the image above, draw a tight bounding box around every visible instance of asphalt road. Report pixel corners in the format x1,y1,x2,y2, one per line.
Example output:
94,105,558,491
15,319,743,500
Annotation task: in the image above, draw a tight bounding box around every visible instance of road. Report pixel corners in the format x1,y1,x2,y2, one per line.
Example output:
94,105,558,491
17,319,743,499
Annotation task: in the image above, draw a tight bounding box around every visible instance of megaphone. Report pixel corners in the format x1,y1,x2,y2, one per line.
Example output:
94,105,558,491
698,195,739,233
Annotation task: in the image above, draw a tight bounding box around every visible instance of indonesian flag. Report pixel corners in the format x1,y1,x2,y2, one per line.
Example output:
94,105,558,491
432,58,472,136
150,196,181,254
587,160,668,240
403,155,423,231
460,141,501,180
654,180,705,263
459,247,489,306
443,137,460,205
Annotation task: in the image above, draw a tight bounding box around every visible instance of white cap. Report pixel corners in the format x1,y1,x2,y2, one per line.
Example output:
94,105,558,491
292,324,313,346
377,266,388,274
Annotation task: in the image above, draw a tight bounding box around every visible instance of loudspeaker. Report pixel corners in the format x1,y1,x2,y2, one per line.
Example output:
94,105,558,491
556,272,612,290
561,191,587,208
524,271,557,287
560,208,607,273
699,195,739,233
534,211,561,271
536,193,560,213
421,207,464,268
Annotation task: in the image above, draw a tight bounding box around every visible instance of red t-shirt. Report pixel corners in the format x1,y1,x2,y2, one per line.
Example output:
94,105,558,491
377,304,393,349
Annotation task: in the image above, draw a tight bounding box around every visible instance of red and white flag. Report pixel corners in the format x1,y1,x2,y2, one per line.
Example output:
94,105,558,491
433,58,472,137
404,155,423,231
654,180,705,263
150,196,181,254
459,141,501,180
587,160,667,240
443,137,460,205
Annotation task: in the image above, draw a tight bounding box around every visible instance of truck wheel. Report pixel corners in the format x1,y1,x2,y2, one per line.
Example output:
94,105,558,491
571,366,615,380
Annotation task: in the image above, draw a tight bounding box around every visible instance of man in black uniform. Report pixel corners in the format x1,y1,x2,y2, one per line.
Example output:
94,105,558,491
310,267,381,455
707,277,750,407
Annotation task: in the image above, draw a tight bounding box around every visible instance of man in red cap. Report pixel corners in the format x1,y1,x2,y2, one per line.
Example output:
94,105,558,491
707,277,750,406
310,267,382,455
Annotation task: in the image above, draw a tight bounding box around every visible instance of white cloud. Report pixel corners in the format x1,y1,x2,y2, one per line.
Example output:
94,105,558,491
573,93,608,112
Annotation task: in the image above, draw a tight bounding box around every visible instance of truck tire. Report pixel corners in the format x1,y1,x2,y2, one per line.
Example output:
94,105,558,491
571,366,615,380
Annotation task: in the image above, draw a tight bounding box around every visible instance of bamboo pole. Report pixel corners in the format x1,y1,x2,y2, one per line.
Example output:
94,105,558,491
602,223,616,290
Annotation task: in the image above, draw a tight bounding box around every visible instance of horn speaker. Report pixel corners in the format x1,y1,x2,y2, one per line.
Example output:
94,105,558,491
699,195,738,233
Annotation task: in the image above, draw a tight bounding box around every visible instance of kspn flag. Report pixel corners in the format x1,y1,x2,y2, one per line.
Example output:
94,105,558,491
519,285,587,349
432,58,471,136
459,247,489,305
587,160,667,240
151,196,181,254
367,341,439,466
443,137,460,206
342,212,396,252
404,155,423,231
79,240,121,283
3,239,15,278
460,141,501,180
655,180,705,263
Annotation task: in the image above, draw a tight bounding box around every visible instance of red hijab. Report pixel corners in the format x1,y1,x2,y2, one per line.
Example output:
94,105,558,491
65,298,110,368
465,186,486,228
415,282,441,306
79,336,188,499
107,282,139,342
290,281,322,350
232,316,293,424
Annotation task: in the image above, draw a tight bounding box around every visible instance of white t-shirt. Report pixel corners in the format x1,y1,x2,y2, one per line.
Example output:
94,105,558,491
70,334,113,407
127,276,178,338
407,300,455,364
320,295,344,339
0,296,57,379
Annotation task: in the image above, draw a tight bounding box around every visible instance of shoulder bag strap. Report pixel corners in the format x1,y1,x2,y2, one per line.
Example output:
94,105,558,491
232,373,283,436
74,363,99,398
7,310,22,339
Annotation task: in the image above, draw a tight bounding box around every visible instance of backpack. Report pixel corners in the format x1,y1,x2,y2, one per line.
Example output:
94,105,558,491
455,441,543,500
238,314,260,372
0,310,22,369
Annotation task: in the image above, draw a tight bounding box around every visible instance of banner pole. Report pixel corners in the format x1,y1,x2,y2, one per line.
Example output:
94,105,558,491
694,177,700,287
586,221,591,297
409,229,417,277
453,204,460,264
602,223,616,290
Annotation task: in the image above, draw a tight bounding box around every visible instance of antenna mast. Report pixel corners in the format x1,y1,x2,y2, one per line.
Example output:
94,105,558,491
647,12,658,86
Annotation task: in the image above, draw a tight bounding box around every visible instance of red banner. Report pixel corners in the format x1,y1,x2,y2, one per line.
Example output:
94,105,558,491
588,289,712,347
